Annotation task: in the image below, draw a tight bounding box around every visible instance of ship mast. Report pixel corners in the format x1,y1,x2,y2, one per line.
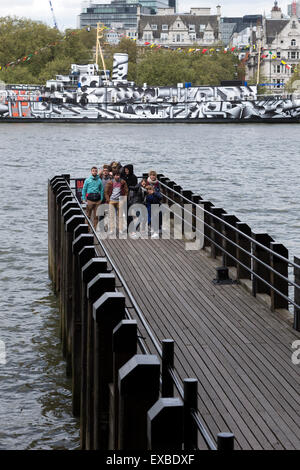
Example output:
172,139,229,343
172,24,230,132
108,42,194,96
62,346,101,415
96,23,109,85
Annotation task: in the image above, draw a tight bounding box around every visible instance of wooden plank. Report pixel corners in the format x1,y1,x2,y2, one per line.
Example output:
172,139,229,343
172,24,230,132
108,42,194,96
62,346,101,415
98,237,300,450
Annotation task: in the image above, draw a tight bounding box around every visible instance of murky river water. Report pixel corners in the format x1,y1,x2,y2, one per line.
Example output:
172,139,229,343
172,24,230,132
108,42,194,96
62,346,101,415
0,123,299,449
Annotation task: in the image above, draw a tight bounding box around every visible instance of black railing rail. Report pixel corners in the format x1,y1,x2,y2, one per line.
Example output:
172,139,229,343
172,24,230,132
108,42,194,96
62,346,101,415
157,177,300,324
65,177,219,451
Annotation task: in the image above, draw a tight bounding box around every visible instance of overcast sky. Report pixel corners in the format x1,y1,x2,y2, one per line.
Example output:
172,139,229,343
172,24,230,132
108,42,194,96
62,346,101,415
0,1,292,30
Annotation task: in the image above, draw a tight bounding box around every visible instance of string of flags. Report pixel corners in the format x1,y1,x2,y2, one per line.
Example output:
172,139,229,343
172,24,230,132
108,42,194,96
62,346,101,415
1,21,297,74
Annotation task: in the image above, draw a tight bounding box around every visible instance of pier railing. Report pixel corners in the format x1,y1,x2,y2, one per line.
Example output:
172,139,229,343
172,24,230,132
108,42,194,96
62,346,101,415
156,174,300,332
48,174,235,451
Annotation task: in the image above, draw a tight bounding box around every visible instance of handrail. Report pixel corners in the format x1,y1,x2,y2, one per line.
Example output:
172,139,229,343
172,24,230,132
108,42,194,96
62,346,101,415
157,179,300,314
65,179,217,451
158,180,300,271
161,199,300,311
160,191,300,296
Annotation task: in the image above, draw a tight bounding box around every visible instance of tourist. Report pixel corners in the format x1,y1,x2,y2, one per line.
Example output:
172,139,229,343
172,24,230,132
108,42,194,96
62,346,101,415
100,164,112,195
122,164,138,200
98,165,112,229
110,161,123,177
129,178,148,238
104,171,128,235
121,164,138,230
147,170,160,191
82,166,104,229
146,184,162,239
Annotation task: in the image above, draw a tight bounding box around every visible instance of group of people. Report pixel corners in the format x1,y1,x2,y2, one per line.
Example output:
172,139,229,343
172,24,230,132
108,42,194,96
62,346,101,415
81,161,162,238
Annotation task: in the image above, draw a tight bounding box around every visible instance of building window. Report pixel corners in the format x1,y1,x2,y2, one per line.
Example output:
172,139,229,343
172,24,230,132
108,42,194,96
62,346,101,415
199,24,206,32
176,34,181,42
291,39,296,46
277,51,281,58
291,51,296,59
161,33,168,41
162,24,168,31
189,34,196,41
189,25,195,32
151,24,157,30
277,65,281,73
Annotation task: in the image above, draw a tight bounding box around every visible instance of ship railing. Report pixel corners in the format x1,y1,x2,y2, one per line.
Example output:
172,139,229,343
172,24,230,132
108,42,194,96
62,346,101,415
156,175,300,332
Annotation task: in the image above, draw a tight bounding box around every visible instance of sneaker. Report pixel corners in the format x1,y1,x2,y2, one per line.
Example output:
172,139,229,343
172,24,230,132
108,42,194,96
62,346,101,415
130,232,138,239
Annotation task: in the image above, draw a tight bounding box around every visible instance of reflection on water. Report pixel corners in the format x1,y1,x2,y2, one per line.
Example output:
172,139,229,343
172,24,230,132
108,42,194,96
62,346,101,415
0,123,299,449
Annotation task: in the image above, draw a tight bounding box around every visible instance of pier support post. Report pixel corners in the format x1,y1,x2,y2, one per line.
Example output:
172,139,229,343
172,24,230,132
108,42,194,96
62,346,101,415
55,188,72,294
222,215,240,267
252,233,274,297
270,243,289,311
161,339,174,398
210,208,226,259
80,258,108,450
118,355,160,450
158,177,169,204
93,293,126,450
60,206,81,320
236,222,252,280
217,432,235,451
112,320,137,450
51,180,69,291
197,200,213,250
294,256,300,331
85,273,116,449
147,398,184,450
49,176,65,282
183,378,198,450
71,234,94,415
63,216,85,359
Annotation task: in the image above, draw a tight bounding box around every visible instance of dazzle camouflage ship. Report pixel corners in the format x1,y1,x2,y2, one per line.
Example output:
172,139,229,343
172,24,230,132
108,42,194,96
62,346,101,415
1,52,300,123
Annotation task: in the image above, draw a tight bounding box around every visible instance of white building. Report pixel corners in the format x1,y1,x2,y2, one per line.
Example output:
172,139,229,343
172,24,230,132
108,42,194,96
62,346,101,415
137,6,221,48
246,1,300,91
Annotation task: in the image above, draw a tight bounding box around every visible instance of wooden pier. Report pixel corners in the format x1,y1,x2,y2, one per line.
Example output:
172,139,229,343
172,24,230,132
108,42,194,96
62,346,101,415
48,174,300,451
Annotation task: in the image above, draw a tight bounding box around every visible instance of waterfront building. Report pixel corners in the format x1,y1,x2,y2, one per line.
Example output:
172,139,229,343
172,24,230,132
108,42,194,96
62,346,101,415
220,15,262,46
287,2,300,17
78,0,153,30
78,1,178,44
245,1,300,92
138,6,221,48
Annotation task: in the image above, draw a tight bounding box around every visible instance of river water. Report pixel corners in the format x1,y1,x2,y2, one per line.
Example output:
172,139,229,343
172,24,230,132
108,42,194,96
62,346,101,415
0,123,299,450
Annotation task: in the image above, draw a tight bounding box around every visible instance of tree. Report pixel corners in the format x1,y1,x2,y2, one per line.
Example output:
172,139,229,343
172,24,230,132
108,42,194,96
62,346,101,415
0,16,95,84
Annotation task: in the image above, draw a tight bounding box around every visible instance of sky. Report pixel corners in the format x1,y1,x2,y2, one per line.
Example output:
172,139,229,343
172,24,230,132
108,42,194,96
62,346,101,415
0,1,292,30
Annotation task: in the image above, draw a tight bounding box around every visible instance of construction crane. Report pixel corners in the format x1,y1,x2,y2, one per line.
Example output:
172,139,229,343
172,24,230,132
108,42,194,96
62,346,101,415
48,0,58,29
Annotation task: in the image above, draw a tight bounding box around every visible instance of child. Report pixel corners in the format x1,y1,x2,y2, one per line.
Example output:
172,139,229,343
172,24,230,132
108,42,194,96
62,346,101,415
146,184,162,239
147,170,160,191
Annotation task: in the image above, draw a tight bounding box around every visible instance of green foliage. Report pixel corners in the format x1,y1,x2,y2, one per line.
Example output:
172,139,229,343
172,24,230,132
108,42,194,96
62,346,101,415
0,16,96,84
0,16,243,86
107,42,242,86
285,67,300,92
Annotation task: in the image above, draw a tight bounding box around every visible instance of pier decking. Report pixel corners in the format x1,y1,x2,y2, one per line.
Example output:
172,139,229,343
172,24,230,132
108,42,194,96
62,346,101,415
48,174,300,451
98,236,300,450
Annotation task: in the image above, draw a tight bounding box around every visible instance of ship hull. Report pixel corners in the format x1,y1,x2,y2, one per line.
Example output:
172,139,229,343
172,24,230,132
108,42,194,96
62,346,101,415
1,116,300,124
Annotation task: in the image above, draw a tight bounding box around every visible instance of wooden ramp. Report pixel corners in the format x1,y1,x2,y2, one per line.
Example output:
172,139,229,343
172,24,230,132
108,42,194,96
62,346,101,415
98,237,300,450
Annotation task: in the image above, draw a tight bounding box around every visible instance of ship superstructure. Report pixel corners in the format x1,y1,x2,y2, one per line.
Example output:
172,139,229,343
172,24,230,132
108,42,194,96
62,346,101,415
1,52,300,121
